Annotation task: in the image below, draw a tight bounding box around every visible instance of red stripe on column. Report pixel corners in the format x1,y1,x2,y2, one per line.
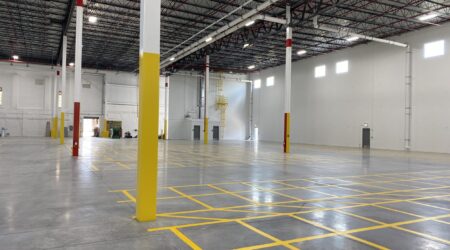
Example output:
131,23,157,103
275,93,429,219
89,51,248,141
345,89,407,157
72,102,80,156
76,0,83,6
285,39,292,47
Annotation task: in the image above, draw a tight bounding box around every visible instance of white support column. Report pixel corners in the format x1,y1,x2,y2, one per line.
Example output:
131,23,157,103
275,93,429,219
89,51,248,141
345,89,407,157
164,74,170,140
204,55,210,144
72,0,83,156
283,4,292,153
60,35,67,144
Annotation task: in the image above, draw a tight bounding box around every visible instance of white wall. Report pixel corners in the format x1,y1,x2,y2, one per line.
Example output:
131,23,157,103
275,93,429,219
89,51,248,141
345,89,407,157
166,72,249,140
0,63,138,137
251,23,450,153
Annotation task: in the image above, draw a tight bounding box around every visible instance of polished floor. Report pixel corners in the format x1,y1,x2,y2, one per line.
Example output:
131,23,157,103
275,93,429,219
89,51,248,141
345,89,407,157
1,137,450,249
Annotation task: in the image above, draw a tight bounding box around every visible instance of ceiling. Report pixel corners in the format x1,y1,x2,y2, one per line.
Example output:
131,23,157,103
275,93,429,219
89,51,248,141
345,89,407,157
0,0,449,73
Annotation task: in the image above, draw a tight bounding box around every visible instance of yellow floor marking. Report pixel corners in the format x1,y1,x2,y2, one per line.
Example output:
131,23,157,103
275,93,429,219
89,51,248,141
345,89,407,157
170,228,202,250
208,184,259,204
288,214,389,250
90,164,100,171
159,214,228,222
236,220,298,250
116,161,131,169
121,190,136,202
169,187,214,210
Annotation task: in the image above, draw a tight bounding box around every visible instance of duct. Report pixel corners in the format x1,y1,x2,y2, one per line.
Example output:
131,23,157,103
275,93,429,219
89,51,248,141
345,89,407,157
161,0,283,69
313,17,408,48
162,0,255,57
168,72,252,83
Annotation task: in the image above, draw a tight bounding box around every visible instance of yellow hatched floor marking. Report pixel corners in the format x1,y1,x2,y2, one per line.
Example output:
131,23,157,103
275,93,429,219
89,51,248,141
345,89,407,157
236,220,298,250
90,164,99,171
170,228,202,250
207,184,259,204
288,214,389,250
169,187,214,210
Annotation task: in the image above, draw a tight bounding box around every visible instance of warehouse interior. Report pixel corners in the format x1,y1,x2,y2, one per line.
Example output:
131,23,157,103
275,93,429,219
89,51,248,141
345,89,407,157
1,0,450,249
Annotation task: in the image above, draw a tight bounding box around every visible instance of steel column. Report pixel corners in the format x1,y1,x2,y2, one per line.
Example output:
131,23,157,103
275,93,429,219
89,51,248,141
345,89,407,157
72,0,83,156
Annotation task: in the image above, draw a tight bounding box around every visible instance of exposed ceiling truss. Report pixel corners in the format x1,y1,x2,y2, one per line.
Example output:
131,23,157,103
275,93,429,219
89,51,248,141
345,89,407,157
0,0,449,73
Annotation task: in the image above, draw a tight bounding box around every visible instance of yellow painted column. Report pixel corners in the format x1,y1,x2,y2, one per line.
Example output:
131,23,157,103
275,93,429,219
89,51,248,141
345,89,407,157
135,0,160,222
204,117,209,144
60,112,65,144
52,117,58,139
101,119,109,138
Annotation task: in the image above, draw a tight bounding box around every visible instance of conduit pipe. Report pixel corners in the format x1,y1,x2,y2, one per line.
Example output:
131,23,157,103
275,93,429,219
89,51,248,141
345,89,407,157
161,0,283,69
313,17,408,48
404,46,412,150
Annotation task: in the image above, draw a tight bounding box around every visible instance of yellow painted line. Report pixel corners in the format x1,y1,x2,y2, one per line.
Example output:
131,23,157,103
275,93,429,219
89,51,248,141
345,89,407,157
90,164,100,171
159,214,227,222
121,190,136,203
148,220,224,232
236,233,337,250
208,184,260,204
236,220,298,250
116,161,131,169
169,187,214,210
170,228,202,250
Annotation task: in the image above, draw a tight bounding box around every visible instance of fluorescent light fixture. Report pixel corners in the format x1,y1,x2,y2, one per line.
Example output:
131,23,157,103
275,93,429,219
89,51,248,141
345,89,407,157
88,16,98,23
248,65,256,70
346,36,360,42
297,50,307,55
243,43,250,48
205,37,213,43
418,13,439,21
12,55,19,60
69,62,75,67
245,20,255,27
169,57,175,61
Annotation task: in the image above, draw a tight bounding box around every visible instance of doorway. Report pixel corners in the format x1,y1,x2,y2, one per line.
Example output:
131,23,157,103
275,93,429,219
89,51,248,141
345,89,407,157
193,125,201,140
83,117,100,137
213,126,219,140
362,128,370,148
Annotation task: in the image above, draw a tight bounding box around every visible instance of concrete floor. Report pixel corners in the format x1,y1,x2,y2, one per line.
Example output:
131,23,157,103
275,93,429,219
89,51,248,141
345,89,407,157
1,137,450,249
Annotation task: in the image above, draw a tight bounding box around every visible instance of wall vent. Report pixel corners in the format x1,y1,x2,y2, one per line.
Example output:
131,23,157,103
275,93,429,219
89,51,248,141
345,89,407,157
82,83,91,89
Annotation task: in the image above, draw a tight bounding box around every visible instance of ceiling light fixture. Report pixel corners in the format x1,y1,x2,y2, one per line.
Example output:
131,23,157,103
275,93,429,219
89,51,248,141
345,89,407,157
346,36,360,42
245,20,255,27
88,16,98,23
297,50,307,55
205,37,213,43
243,43,250,48
248,65,256,70
69,62,75,67
12,55,19,60
418,13,439,21
169,57,175,61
